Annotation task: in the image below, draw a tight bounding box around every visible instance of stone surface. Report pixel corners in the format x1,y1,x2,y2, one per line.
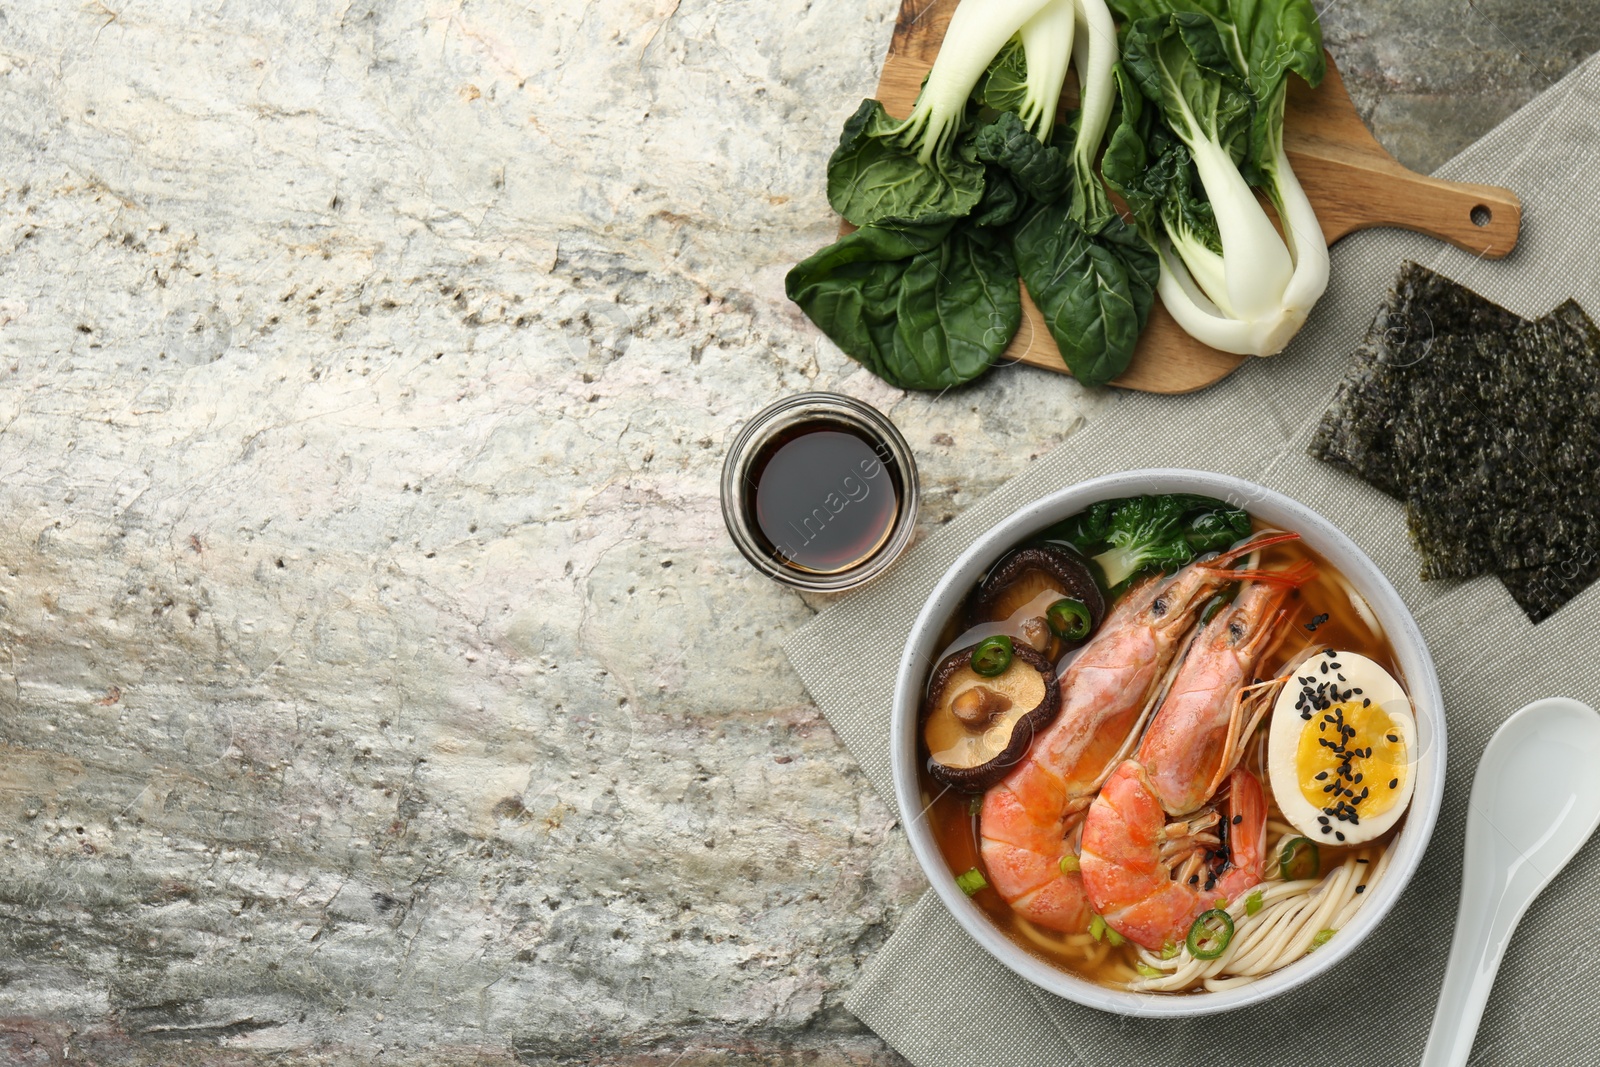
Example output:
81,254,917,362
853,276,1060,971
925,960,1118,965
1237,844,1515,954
0,1,1592,1064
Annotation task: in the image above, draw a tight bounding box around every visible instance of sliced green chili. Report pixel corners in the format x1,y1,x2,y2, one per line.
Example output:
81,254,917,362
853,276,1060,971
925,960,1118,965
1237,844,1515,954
1279,836,1320,881
1187,909,1234,960
970,635,1014,677
1045,597,1092,640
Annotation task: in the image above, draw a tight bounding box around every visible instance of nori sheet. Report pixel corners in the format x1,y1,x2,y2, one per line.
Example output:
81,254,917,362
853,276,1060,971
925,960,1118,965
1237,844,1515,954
1310,264,1600,623
1309,262,1527,498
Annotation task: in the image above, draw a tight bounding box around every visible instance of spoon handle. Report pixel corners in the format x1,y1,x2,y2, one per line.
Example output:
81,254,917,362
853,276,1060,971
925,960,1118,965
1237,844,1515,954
1421,868,1511,1067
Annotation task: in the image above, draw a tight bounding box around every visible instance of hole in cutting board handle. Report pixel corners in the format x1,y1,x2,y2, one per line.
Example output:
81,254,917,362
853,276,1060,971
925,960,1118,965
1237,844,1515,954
1471,204,1492,227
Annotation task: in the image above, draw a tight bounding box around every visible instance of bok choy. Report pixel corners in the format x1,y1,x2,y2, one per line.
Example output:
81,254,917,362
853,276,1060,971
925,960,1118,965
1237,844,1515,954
789,0,1159,390
1104,0,1329,356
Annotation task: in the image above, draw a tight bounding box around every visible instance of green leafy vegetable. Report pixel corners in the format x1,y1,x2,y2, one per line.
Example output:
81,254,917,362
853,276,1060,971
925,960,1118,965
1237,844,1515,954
973,111,1074,204
827,99,986,227
792,0,1167,390
1012,199,1158,386
785,217,1022,391
1104,0,1329,356
1043,493,1252,588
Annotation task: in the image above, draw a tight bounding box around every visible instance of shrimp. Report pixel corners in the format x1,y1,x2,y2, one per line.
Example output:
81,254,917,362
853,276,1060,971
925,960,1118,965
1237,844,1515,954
1079,561,1315,950
978,532,1298,933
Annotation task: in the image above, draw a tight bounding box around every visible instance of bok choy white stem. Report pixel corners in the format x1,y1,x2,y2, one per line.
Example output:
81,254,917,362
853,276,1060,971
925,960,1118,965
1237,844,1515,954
897,0,1057,163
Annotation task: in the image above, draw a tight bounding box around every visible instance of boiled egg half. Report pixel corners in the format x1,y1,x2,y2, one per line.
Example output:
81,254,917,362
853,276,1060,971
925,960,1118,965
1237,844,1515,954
1267,649,1417,846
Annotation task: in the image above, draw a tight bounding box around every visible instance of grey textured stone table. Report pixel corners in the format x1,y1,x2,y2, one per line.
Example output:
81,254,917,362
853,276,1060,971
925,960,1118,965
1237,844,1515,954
0,2,1593,1064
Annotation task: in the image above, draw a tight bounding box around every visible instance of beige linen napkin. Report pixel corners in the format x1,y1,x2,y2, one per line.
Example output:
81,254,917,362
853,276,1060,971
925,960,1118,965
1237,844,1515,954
786,53,1600,1067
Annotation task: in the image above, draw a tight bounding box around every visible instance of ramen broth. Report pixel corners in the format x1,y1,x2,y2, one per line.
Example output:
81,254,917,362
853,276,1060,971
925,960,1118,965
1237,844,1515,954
919,527,1408,990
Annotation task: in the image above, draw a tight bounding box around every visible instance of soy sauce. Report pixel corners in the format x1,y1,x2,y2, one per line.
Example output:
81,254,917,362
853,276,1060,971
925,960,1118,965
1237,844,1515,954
745,422,901,574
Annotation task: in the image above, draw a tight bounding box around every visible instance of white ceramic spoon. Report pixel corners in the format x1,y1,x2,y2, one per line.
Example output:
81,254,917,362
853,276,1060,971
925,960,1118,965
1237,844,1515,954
1420,696,1600,1067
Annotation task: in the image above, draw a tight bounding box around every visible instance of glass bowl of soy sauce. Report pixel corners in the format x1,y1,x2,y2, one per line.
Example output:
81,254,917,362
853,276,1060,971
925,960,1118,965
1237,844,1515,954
721,393,920,592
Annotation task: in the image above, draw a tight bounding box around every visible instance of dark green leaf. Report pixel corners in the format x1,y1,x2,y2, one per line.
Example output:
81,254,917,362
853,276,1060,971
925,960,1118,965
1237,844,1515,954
973,111,1073,204
972,38,1031,116
972,168,1026,228
826,99,985,227
786,218,1021,391
1012,201,1150,387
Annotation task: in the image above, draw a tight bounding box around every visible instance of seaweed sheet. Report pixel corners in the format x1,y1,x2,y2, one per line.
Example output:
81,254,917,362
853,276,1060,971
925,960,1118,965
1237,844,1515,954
1311,264,1600,622
1397,301,1600,579
1309,262,1527,498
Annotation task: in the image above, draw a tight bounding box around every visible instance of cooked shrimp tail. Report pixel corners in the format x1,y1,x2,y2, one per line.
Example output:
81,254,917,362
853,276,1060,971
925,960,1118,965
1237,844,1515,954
1080,765,1267,950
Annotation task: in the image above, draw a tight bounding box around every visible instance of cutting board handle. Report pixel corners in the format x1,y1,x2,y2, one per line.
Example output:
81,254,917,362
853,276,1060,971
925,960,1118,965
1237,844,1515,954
1283,56,1521,259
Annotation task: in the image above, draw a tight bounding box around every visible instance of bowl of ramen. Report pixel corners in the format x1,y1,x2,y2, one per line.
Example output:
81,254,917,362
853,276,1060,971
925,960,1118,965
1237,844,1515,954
891,469,1444,1016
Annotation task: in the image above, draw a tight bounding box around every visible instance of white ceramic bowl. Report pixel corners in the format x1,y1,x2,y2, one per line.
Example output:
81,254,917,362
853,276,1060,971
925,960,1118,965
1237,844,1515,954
890,469,1445,1017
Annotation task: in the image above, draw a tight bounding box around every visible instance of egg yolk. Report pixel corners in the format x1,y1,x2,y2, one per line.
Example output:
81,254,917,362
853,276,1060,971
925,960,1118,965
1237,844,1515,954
1297,700,1407,819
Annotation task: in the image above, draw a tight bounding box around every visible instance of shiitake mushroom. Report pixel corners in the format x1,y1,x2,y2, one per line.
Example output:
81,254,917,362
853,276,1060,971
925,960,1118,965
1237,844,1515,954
966,545,1105,659
922,642,1060,791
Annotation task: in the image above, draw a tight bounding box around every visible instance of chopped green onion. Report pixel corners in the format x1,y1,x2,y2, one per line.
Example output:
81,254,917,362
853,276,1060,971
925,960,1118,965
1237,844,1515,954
1279,837,1320,881
955,868,988,896
1089,914,1107,942
1105,927,1125,947
1244,890,1264,916
1187,909,1234,960
1159,941,1180,960
969,794,983,817
1045,597,1092,641
970,635,1014,677
1309,928,1336,951
1058,854,1080,874
1135,961,1162,978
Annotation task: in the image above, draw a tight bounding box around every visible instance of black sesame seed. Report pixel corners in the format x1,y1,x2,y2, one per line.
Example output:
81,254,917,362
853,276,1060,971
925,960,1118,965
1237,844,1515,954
1355,884,1365,894
1335,831,1345,842
1389,778,1399,789
1386,734,1398,743
1314,771,1328,780
1319,662,1328,675
1362,698,1371,708
1232,814,1243,825
1320,825,1332,834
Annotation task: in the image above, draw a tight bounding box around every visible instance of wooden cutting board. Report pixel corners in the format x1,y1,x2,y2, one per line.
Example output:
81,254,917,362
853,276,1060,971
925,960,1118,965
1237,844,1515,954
863,0,1522,393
